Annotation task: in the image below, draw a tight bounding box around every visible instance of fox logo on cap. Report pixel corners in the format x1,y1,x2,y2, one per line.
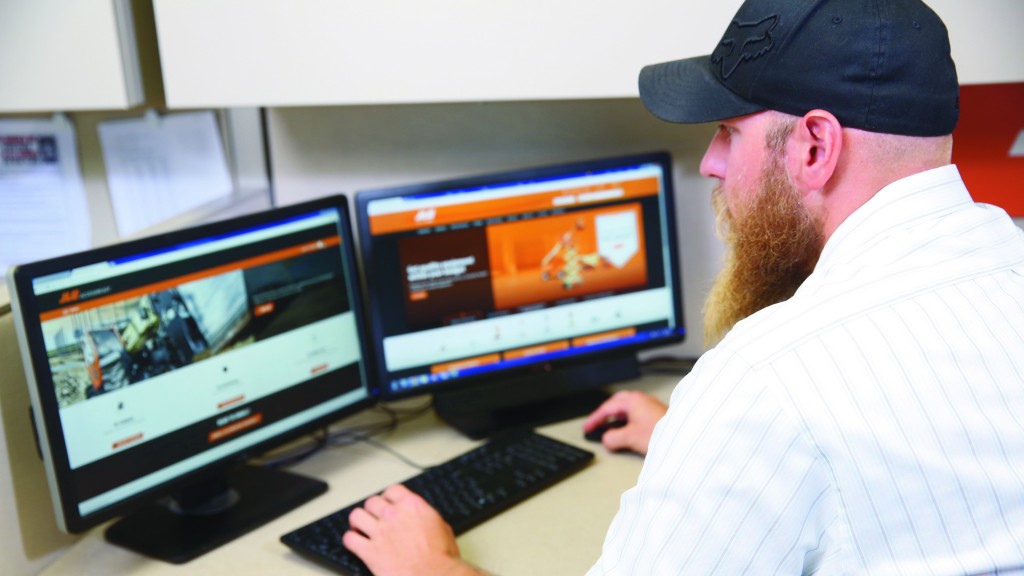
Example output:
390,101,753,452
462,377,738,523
712,15,778,80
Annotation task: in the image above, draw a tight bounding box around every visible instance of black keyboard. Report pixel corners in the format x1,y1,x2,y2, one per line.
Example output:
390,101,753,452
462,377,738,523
281,430,594,575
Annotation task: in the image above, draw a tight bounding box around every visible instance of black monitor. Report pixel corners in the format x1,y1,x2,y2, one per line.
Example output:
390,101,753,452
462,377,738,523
355,152,685,438
6,195,374,563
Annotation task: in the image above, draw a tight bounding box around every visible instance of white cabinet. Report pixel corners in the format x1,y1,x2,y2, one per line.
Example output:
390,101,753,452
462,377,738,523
152,0,1024,110
3,1,1021,112
929,0,1024,85
0,0,145,112
152,0,742,108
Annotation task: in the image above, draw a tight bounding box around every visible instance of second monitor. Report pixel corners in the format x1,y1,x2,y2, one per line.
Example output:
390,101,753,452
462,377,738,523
356,152,685,438
7,195,374,562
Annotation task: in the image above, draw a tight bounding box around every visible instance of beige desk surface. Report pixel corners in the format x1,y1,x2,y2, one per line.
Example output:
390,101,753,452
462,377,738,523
40,374,681,576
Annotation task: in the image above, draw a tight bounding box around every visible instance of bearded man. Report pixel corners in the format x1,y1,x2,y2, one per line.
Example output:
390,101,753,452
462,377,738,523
344,0,1024,573
702,115,824,347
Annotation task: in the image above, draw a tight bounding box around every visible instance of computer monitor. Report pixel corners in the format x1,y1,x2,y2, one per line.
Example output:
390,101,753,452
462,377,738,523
6,195,374,563
355,152,685,438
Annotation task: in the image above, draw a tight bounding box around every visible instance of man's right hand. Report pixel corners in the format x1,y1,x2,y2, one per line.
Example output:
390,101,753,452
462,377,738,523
583,390,667,455
344,484,483,576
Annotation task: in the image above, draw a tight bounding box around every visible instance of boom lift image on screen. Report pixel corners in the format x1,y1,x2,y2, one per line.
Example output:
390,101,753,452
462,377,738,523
540,218,609,290
81,326,132,398
47,278,251,408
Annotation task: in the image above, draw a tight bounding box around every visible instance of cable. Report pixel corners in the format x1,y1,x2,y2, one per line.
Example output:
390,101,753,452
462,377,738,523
258,428,329,469
324,412,398,448
258,398,435,469
361,437,429,471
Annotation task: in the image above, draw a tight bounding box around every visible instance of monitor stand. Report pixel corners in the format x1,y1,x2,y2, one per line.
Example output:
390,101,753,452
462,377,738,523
105,465,326,564
432,353,641,439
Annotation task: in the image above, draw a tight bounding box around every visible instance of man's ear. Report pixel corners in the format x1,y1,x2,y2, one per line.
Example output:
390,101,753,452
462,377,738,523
789,109,842,191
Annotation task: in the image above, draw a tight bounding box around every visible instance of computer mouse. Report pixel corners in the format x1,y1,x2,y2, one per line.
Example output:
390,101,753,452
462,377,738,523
584,417,627,442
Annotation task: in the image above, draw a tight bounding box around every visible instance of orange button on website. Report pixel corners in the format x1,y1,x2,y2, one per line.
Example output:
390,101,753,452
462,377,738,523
112,433,144,450
209,413,263,443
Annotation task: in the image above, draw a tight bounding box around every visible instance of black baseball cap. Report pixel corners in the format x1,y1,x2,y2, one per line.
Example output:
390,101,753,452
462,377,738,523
639,0,959,136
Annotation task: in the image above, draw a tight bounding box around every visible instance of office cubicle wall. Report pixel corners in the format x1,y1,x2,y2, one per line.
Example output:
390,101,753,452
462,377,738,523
0,304,80,576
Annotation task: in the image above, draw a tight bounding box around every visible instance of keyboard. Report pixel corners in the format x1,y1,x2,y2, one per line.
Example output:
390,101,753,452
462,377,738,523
281,430,595,575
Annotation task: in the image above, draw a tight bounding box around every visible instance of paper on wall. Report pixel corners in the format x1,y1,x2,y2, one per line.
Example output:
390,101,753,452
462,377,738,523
98,110,232,237
0,114,91,273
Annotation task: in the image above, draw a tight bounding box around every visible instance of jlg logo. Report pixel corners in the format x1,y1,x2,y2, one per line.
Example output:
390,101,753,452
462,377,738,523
414,208,436,223
58,289,80,304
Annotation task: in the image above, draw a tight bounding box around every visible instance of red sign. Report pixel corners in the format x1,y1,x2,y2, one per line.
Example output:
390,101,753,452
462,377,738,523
952,83,1024,216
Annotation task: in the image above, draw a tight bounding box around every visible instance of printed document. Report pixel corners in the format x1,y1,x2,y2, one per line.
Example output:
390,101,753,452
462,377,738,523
98,111,232,237
0,115,91,274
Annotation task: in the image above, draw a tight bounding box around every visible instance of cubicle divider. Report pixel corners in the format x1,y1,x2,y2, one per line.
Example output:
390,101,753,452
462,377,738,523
0,304,79,576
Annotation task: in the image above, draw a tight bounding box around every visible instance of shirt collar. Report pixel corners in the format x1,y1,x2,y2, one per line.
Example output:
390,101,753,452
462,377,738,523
814,164,968,273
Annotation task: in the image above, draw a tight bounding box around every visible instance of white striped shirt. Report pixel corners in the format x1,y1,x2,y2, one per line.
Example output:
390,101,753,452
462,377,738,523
589,165,1024,575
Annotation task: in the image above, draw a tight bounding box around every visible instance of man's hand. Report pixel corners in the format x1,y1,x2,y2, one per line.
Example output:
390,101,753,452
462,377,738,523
583,390,667,455
343,484,484,576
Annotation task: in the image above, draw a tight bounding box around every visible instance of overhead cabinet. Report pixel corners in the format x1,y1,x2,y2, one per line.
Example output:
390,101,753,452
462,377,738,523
151,0,739,109
152,0,1024,110
0,0,144,112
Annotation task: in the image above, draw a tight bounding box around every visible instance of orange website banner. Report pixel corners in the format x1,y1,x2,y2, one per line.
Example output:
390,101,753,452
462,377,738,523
502,340,570,361
429,328,637,375
572,327,637,348
430,353,501,374
40,236,341,322
369,176,660,235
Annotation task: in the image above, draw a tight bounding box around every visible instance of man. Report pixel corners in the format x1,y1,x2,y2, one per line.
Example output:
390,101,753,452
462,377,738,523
345,0,1024,573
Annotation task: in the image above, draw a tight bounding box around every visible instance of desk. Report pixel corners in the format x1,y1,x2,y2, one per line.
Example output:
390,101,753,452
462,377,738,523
40,374,681,575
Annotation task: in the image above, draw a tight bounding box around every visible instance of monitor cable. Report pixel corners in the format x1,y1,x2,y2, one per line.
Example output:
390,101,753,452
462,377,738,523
257,399,433,469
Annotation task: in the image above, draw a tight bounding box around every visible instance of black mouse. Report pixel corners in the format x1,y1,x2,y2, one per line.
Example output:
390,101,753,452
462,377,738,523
585,417,627,442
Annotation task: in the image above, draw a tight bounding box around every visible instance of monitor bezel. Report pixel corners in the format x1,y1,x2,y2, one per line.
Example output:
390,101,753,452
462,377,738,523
354,151,685,403
7,194,377,534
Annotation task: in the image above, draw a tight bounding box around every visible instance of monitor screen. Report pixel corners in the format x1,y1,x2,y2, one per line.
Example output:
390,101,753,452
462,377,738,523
355,152,684,438
7,195,374,562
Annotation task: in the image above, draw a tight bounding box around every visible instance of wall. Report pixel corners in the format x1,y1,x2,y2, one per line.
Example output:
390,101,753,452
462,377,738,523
0,305,80,576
